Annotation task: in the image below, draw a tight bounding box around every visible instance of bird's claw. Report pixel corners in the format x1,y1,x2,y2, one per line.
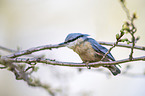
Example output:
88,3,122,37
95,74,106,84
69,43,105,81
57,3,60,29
85,62,91,69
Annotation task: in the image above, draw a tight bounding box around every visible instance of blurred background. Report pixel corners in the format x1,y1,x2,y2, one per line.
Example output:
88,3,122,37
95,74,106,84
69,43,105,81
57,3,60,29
0,0,145,96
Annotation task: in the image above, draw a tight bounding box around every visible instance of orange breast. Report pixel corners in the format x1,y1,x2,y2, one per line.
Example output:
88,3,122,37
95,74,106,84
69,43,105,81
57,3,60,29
73,41,103,62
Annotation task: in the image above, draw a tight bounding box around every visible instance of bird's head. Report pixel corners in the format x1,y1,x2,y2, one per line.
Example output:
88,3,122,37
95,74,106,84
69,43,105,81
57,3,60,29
61,33,89,49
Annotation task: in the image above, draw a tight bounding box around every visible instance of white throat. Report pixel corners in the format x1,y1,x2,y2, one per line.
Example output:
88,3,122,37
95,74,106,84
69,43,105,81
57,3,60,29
66,40,77,49
66,38,84,49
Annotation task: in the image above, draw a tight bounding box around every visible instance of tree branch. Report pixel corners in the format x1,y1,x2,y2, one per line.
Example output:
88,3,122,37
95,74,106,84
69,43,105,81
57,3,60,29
0,45,17,53
4,42,144,60
1,56,145,68
6,44,65,58
120,0,137,60
98,41,145,51
120,0,131,20
101,31,124,61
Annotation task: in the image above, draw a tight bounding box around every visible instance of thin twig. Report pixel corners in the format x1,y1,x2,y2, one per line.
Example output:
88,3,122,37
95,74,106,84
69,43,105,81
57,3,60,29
0,45,17,53
120,0,137,60
98,41,145,51
101,31,124,61
129,17,137,60
129,33,135,60
120,0,131,20
6,44,65,58
101,42,117,61
0,66,7,69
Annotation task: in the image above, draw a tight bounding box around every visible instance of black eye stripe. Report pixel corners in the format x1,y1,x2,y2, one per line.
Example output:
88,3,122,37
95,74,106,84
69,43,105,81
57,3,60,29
64,35,85,44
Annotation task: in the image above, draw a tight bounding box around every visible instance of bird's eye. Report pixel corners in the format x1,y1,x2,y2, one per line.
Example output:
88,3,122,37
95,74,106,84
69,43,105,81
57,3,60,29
66,35,84,43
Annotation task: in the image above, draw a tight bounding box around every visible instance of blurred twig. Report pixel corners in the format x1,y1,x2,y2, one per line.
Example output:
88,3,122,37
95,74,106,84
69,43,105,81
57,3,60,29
0,58,56,96
120,0,131,20
120,0,137,60
101,0,139,61
0,45,17,53
0,45,45,58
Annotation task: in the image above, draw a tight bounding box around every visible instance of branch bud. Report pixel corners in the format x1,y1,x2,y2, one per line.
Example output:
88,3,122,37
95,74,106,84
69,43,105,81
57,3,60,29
120,0,125,3
116,33,120,40
133,12,137,19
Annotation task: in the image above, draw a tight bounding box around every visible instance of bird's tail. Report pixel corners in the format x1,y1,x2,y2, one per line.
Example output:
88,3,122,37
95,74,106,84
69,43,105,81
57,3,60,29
104,65,121,76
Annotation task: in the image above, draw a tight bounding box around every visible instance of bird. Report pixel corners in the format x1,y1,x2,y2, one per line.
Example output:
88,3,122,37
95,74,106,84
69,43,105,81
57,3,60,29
60,33,121,76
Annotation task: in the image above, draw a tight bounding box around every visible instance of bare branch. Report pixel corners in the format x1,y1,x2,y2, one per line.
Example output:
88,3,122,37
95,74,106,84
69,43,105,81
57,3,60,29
1,56,145,68
0,40,144,60
120,0,137,60
101,30,124,61
98,41,145,51
0,45,17,53
0,66,7,69
6,44,65,58
120,0,131,20
4,42,144,61
101,42,117,61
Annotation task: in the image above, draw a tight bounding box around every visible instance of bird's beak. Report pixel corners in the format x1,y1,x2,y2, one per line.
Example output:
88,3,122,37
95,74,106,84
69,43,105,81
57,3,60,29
58,42,67,46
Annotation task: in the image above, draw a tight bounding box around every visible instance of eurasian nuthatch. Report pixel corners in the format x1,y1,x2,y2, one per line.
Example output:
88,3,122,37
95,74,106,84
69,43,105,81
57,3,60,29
60,33,121,76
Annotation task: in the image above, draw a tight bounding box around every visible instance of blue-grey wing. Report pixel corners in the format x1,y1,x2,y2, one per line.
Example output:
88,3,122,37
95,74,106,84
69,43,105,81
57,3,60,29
87,38,115,61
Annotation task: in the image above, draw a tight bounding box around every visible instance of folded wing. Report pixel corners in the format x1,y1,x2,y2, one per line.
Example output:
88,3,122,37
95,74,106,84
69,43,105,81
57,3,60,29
87,38,115,61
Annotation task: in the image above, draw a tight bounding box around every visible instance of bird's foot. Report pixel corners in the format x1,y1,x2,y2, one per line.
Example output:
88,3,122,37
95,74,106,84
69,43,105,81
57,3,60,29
85,62,91,69
103,65,110,67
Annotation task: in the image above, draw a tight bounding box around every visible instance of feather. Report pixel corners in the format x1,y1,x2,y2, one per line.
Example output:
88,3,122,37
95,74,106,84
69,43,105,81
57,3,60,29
87,38,115,61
